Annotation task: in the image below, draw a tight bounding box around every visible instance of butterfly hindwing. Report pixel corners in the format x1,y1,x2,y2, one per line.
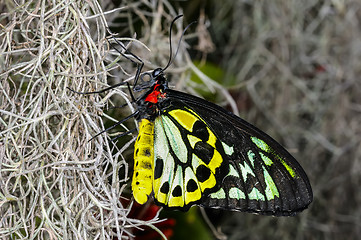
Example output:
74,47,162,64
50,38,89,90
152,104,229,210
164,90,313,216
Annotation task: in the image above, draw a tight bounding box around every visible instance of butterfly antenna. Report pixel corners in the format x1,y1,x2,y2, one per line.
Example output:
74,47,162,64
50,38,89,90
160,15,197,74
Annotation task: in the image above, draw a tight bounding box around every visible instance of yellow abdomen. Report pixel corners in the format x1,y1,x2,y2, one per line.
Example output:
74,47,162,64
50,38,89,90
132,119,154,204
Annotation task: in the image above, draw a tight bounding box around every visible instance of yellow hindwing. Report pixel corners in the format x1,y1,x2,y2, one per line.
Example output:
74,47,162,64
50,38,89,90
153,108,224,208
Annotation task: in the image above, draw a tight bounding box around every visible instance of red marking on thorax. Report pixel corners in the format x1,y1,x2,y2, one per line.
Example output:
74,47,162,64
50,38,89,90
145,84,165,104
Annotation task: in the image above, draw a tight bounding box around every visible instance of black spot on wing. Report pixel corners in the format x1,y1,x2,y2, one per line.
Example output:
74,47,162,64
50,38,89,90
193,142,214,165
196,165,211,182
192,120,209,141
186,179,198,192
160,182,170,194
154,158,163,179
172,185,182,197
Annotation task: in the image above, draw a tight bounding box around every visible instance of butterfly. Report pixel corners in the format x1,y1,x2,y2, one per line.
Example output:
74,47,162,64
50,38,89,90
130,66,312,216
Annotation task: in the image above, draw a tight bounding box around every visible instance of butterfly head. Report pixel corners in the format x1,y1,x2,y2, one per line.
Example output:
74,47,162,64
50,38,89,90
134,68,168,91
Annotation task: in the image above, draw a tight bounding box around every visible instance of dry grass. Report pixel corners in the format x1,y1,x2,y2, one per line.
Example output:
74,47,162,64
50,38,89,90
1,0,360,239
0,0,182,239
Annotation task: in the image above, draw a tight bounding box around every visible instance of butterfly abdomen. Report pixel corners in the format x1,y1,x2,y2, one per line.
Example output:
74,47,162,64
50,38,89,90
132,119,155,204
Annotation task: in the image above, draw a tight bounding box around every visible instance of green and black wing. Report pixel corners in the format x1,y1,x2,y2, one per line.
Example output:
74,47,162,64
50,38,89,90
164,89,313,216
